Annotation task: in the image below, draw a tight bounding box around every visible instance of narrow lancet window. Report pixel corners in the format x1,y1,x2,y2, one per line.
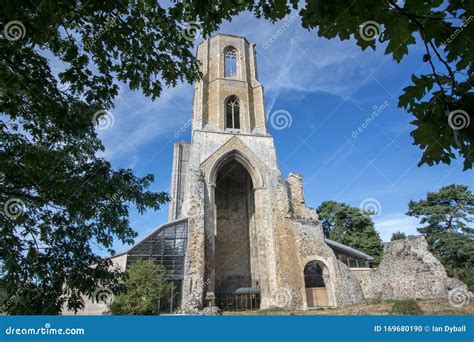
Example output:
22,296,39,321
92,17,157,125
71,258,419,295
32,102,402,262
224,48,237,78
225,96,240,129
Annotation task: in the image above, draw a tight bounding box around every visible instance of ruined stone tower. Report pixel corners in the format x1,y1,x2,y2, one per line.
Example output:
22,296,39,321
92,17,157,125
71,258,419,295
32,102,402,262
68,34,460,316
169,34,369,310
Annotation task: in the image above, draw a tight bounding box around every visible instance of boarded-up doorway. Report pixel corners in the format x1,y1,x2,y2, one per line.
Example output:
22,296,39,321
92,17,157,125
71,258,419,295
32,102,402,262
304,261,329,307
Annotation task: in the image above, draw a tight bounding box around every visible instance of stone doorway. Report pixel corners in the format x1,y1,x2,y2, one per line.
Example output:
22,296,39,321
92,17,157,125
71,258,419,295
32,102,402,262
214,159,255,296
304,260,329,307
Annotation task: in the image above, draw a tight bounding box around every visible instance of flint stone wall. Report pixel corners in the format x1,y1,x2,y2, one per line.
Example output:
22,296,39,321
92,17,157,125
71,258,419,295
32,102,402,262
293,220,365,307
363,236,450,300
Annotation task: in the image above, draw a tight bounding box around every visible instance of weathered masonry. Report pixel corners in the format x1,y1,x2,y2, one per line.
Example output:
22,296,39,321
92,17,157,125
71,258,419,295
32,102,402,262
68,34,461,315
157,34,370,311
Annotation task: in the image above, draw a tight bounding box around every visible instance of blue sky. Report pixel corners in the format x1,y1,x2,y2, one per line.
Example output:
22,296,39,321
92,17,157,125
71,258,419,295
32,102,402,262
97,11,473,254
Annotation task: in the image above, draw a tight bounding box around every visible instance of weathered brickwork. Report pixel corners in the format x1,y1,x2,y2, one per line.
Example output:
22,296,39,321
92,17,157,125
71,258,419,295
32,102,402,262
71,34,459,315
175,34,369,310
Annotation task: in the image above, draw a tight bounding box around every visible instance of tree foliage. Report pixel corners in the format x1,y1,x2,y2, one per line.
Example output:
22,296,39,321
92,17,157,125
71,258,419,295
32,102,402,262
1,0,472,315
391,231,407,241
0,0,199,314
407,184,474,289
318,201,383,265
178,0,473,169
107,259,171,315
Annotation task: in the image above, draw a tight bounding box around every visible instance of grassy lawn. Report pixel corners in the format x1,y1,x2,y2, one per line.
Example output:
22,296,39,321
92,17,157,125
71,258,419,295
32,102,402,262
222,299,474,316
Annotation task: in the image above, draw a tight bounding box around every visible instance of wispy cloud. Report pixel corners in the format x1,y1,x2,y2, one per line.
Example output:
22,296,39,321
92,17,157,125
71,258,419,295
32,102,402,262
218,11,386,114
374,213,421,242
98,82,193,165
98,12,387,163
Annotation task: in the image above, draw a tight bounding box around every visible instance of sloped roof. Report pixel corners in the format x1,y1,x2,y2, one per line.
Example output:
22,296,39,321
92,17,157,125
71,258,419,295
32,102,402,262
325,239,374,261
112,217,188,258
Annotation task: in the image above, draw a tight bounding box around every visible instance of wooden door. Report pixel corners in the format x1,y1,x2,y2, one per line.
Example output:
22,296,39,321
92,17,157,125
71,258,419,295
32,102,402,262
306,287,328,307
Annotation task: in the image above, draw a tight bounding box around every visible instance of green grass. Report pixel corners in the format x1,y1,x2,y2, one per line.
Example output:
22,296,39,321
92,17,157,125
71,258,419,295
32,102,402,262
370,298,382,305
389,299,423,315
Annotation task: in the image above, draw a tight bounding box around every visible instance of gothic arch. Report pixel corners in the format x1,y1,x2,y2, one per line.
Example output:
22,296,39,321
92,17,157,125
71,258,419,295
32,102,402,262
201,137,267,189
209,150,263,189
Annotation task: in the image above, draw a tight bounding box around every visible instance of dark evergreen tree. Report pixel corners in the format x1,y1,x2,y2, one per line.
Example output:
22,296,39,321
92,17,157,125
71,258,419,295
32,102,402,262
391,231,407,241
318,201,383,265
407,184,474,289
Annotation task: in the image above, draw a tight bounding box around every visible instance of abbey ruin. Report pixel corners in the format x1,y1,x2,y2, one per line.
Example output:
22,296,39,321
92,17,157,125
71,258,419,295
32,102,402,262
68,34,466,315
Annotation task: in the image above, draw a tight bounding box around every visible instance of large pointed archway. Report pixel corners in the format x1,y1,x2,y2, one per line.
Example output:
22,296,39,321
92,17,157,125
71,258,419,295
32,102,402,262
205,153,263,310
214,159,254,293
199,138,271,310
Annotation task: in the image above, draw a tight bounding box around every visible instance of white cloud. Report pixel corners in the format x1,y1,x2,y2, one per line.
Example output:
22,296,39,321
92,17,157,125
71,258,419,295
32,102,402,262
218,11,385,114
97,12,387,167
98,82,193,163
374,213,421,242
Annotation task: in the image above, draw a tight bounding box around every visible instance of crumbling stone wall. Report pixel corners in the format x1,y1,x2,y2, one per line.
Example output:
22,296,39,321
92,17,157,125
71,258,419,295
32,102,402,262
271,174,306,309
181,169,206,309
292,219,365,307
363,237,450,300
287,173,318,221
333,261,367,306
350,268,374,299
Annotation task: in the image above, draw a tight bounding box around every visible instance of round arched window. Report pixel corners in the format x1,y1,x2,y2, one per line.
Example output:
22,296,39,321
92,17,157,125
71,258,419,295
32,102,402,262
304,261,325,288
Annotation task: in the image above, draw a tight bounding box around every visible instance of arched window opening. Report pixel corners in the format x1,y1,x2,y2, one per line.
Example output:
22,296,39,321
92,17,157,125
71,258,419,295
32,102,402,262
224,48,237,78
225,96,240,129
304,261,325,288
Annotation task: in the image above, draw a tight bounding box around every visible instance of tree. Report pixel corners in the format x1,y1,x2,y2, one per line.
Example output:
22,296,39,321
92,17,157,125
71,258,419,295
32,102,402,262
391,231,407,241
407,184,474,289
0,0,192,314
178,0,473,169
318,201,383,265
1,0,471,315
107,260,171,315
0,278,6,313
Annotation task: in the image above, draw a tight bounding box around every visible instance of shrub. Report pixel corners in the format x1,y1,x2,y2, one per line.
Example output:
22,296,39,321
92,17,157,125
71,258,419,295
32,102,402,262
107,260,171,315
